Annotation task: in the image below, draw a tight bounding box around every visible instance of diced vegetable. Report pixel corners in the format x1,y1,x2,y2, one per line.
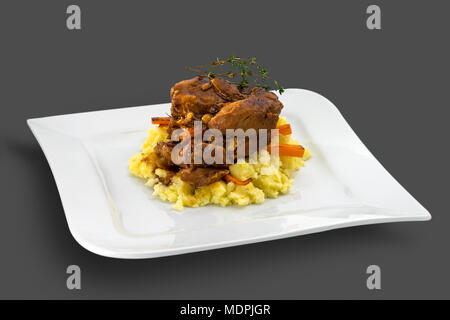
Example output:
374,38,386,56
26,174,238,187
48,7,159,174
151,117,170,125
267,143,305,157
275,124,292,135
224,174,252,185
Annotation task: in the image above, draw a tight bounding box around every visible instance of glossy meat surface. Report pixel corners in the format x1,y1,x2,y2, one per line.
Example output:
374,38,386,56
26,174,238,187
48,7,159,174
171,76,249,118
208,87,283,133
179,167,229,187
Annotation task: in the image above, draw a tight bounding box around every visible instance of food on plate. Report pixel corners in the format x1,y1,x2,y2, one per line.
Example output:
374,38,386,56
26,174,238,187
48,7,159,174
129,57,310,210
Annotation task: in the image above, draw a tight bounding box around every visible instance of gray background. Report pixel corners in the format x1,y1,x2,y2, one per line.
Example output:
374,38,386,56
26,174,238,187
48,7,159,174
0,0,449,299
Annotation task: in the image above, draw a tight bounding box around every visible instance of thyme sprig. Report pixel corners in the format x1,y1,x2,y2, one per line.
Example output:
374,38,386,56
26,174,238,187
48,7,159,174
186,55,285,95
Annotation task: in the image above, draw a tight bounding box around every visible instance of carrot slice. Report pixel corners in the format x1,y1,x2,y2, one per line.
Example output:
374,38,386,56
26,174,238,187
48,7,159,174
224,174,252,185
275,124,292,135
267,144,305,157
151,117,170,125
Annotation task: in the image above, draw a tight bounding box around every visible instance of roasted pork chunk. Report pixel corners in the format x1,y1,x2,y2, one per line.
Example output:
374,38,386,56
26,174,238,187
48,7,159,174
179,167,229,187
170,76,247,118
208,87,283,133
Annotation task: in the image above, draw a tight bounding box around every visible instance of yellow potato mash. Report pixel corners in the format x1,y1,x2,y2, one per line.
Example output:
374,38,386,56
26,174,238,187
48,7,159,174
128,117,310,210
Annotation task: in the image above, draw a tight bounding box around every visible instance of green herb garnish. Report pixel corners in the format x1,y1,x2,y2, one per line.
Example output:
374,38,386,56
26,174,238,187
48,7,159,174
186,56,285,95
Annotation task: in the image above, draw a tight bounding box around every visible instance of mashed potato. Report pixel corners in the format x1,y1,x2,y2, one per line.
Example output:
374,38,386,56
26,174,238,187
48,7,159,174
129,117,310,210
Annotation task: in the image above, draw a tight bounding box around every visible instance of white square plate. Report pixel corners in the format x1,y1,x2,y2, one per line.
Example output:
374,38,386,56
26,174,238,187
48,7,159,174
27,89,431,259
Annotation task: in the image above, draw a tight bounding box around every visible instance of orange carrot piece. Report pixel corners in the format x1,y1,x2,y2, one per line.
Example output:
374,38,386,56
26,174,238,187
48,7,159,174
275,124,292,135
267,144,305,157
151,117,170,125
224,174,252,185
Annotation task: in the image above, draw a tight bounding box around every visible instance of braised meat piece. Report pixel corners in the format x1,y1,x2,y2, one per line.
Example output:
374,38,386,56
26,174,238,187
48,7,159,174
208,87,283,133
170,76,225,117
179,167,229,187
154,141,176,169
210,78,245,101
170,76,247,118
